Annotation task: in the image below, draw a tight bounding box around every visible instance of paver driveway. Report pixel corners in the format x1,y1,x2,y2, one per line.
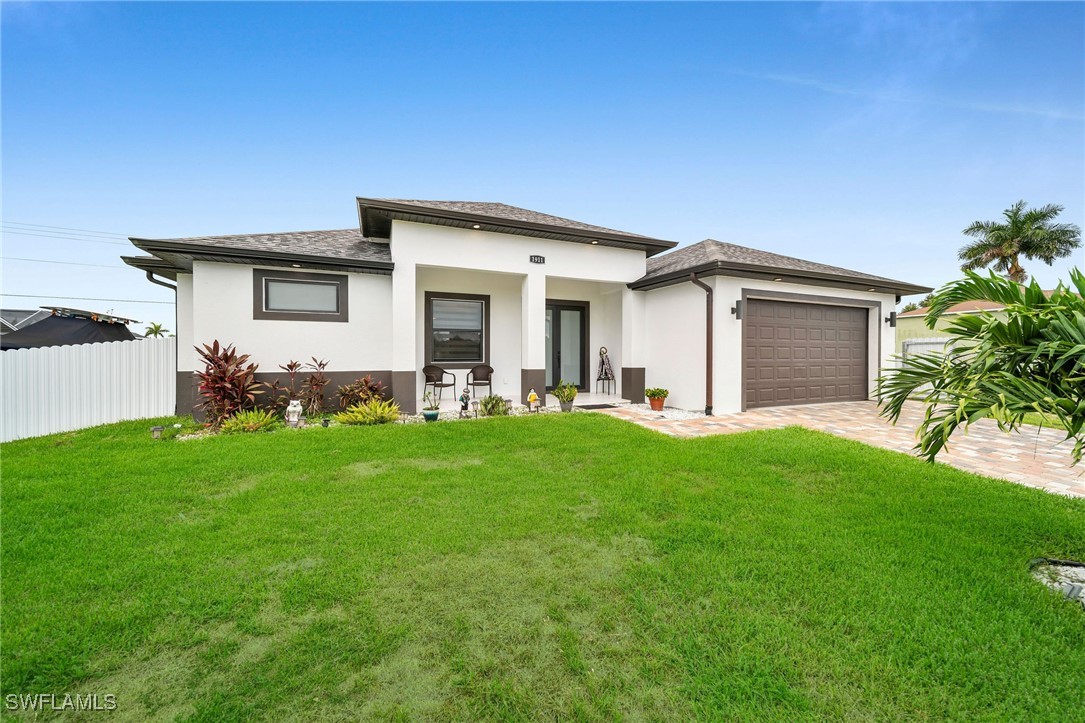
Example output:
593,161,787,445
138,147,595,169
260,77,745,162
595,401,1084,498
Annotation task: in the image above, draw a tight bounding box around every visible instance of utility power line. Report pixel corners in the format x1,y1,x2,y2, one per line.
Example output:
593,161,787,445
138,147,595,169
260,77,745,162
2,257,128,269
3,221,130,238
1,229,132,246
0,293,173,305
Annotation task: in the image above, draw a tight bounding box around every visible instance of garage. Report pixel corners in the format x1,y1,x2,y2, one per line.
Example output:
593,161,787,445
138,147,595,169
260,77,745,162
743,298,869,409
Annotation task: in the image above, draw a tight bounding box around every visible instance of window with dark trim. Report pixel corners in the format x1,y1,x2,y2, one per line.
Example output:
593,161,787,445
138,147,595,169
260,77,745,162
425,292,490,367
253,269,348,322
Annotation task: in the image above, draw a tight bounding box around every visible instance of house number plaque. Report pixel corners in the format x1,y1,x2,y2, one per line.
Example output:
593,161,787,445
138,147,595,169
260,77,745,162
529,255,545,264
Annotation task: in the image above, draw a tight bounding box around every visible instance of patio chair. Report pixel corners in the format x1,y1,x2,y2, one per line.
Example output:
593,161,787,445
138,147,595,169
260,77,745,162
422,365,456,401
467,364,494,397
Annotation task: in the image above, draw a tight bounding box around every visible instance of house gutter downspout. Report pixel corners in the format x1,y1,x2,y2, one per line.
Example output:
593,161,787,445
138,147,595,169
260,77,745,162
689,272,713,416
145,271,176,291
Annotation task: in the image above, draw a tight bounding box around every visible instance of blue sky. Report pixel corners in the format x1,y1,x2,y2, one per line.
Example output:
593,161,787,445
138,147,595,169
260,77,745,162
2,2,1082,325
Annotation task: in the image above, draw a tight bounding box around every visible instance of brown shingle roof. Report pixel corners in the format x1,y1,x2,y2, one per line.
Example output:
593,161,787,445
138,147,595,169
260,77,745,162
632,239,931,294
369,199,660,240
357,197,676,255
129,228,392,270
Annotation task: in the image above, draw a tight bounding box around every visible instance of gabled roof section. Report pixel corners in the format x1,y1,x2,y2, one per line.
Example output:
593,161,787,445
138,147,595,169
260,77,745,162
124,228,393,277
630,239,932,296
358,198,677,256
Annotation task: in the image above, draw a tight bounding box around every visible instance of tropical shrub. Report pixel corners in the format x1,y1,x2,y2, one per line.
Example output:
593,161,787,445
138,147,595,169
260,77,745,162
878,269,1085,465
338,374,386,408
220,409,281,434
422,391,441,411
301,358,331,416
194,341,266,428
645,387,669,399
266,360,304,415
333,398,401,426
479,394,510,417
551,380,578,403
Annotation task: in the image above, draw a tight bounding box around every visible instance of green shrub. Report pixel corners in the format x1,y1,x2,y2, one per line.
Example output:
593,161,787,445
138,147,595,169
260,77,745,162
220,408,281,434
551,380,578,403
645,387,669,399
479,395,510,417
333,398,401,426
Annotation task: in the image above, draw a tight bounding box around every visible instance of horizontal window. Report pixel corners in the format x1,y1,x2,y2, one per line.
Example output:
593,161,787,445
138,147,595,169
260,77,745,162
253,269,348,322
425,293,489,367
265,279,339,313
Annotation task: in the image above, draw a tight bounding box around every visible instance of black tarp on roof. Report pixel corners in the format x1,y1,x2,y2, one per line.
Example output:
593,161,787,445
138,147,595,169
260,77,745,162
0,315,136,350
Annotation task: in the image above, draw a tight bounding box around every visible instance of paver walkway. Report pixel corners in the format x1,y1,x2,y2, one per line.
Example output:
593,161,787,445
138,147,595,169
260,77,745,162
594,401,1085,498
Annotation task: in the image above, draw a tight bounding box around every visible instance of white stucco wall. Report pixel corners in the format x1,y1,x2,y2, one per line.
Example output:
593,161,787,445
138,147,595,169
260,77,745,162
187,261,393,373
644,282,710,412
175,273,194,372
644,275,897,414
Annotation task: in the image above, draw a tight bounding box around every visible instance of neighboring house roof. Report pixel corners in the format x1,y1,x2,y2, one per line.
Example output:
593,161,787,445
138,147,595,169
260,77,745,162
630,239,932,296
357,198,677,256
0,308,50,335
125,228,393,278
897,300,1006,318
0,313,136,350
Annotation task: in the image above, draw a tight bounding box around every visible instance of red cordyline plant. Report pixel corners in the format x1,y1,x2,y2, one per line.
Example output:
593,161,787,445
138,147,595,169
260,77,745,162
194,341,266,428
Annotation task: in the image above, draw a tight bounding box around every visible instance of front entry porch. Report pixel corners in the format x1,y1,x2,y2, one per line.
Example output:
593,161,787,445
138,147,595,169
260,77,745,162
392,265,646,414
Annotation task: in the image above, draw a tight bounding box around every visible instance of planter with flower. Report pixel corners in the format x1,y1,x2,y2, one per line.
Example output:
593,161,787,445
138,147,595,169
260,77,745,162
422,392,441,422
645,387,669,411
552,380,578,412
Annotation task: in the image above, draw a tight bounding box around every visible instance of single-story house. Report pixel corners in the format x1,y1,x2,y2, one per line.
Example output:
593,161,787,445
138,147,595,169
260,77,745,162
123,198,930,415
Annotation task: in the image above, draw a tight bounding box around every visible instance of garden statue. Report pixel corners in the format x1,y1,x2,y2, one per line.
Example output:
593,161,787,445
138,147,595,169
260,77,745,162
285,399,303,428
527,388,539,412
459,387,471,417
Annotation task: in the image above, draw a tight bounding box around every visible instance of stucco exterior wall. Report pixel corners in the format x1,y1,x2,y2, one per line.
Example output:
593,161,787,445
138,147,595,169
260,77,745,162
175,273,194,372
644,282,709,412
188,260,393,373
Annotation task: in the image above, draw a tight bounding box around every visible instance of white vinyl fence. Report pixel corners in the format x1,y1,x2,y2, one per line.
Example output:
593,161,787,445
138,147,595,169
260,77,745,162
901,337,949,360
1,338,176,443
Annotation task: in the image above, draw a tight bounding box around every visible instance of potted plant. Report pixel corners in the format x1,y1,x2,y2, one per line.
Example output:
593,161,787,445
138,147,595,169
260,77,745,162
552,379,578,412
422,392,441,422
645,387,669,411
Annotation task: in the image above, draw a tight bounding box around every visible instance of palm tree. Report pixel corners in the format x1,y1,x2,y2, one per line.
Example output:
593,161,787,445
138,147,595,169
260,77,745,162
958,201,1081,283
144,322,169,338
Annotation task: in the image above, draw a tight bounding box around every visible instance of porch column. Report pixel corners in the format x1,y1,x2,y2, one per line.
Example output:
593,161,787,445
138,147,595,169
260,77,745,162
520,272,546,405
621,287,646,403
391,261,418,415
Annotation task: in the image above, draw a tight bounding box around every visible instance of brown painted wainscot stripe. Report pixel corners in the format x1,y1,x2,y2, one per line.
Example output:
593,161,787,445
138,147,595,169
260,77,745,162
621,367,645,404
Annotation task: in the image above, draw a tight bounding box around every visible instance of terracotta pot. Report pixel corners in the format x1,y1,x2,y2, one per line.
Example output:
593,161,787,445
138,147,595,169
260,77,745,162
648,397,665,411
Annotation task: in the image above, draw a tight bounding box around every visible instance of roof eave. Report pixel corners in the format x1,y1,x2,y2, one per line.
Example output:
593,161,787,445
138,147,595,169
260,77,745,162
128,238,395,275
357,198,677,256
629,260,933,296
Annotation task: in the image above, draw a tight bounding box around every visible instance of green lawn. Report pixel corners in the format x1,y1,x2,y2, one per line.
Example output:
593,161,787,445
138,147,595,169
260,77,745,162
2,414,1084,721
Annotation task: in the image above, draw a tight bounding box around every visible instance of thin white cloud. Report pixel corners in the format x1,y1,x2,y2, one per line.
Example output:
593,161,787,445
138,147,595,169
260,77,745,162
732,70,1084,123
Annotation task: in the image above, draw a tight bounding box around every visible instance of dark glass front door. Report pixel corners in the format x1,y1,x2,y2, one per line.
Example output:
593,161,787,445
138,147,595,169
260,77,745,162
545,302,587,391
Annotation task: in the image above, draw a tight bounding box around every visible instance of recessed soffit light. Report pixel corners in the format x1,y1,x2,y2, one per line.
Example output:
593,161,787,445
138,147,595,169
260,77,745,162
472,224,481,229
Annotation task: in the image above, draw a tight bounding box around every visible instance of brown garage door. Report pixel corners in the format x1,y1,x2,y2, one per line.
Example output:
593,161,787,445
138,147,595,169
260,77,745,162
743,299,869,409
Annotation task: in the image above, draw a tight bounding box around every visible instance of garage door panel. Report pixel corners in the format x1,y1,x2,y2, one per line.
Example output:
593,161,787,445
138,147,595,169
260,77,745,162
744,299,869,409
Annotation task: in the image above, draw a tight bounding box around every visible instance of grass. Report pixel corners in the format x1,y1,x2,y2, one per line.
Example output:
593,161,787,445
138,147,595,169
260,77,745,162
2,413,1084,721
